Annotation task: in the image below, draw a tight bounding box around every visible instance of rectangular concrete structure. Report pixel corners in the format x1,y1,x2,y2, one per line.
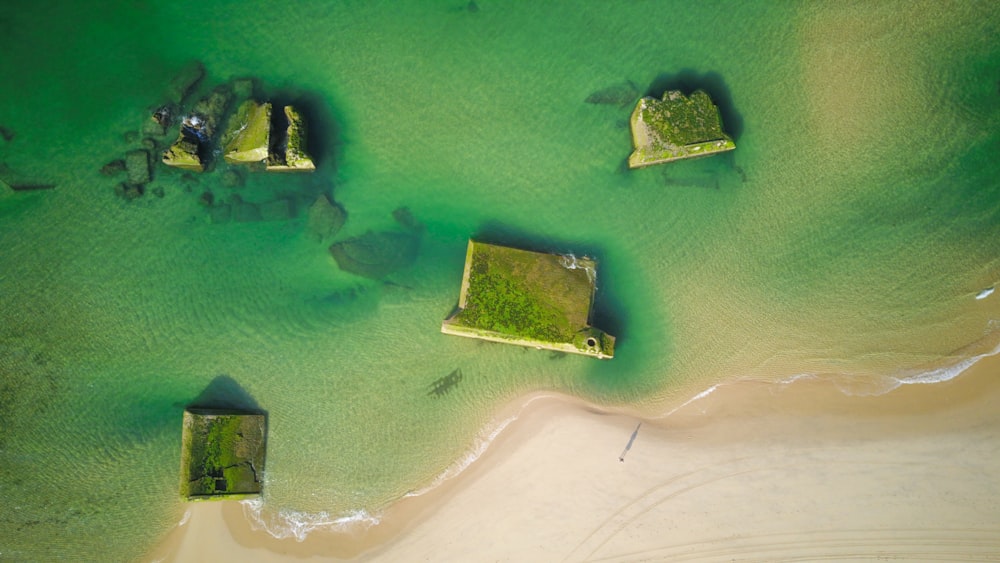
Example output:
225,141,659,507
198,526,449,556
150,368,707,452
442,240,615,359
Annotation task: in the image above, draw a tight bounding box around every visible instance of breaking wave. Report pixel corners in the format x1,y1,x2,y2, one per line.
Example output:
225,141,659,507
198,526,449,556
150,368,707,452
238,339,1000,542
407,394,552,497
238,396,549,542
241,497,380,542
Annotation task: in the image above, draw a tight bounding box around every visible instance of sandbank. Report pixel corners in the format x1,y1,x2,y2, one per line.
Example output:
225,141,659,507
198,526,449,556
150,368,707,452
148,353,1000,562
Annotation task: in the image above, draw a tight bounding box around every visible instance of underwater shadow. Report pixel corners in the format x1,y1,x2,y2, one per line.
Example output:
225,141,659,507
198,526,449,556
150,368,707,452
188,374,266,415
645,70,743,141
264,86,343,173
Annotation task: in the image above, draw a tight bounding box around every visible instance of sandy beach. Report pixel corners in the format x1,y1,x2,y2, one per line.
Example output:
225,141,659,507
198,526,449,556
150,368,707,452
149,353,1000,562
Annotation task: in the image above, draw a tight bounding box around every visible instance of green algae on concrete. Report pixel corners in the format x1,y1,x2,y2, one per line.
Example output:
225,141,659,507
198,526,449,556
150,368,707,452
179,409,265,501
628,90,735,169
163,85,235,172
222,100,272,164
162,136,203,171
267,106,316,172
442,240,615,359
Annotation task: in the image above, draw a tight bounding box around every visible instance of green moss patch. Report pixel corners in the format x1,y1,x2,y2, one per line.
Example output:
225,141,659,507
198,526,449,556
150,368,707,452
628,89,735,168
222,100,272,164
442,240,615,358
267,105,316,172
179,409,265,500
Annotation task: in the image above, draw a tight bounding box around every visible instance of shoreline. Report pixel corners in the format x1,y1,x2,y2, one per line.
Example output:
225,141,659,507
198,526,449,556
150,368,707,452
147,352,1000,561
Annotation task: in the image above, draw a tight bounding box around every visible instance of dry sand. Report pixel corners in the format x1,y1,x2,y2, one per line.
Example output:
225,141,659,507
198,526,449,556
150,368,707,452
148,354,1000,562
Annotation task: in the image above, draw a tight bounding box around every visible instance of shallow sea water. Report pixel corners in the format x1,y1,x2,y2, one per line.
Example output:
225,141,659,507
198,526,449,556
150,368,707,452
1,1,998,559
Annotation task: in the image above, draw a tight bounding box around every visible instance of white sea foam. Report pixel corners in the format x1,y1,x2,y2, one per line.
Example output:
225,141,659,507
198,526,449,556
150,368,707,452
835,341,1000,396
241,497,380,542
407,394,552,497
560,253,597,284
651,383,721,420
177,509,191,527
893,342,1000,387
238,395,550,542
976,286,995,300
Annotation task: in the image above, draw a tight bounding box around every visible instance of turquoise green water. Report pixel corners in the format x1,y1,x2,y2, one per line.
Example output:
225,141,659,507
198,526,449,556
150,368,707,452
1,1,998,559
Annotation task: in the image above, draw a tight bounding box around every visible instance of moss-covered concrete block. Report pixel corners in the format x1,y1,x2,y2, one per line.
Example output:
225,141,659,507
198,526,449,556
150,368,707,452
162,135,203,172
179,409,265,501
267,106,315,172
442,240,615,359
222,100,271,164
628,90,735,169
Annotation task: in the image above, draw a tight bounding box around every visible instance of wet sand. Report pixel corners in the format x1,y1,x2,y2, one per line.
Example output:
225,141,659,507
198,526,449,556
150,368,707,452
148,353,1000,562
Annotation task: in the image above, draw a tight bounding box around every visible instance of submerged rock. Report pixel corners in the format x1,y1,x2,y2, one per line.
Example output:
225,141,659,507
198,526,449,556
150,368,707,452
100,159,126,176
329,231,420,279
114,183,144,200
6,182,55,192
222,100,271,164
233,201,262,222
392,206,423,232
585,80,639,107
221,168,245,188
0,125,14,142
306,194,346,242
209,203,231,224
260,198,292,221
152,104,173,127
267,106,315,172
125,150,151,185
167,61,205,104
1,162,55,192
232,78,255,101
142,105,173,138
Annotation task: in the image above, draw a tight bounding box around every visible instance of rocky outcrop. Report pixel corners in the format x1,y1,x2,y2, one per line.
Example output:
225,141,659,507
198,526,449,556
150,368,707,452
267,106,315,171
142,105,173,138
